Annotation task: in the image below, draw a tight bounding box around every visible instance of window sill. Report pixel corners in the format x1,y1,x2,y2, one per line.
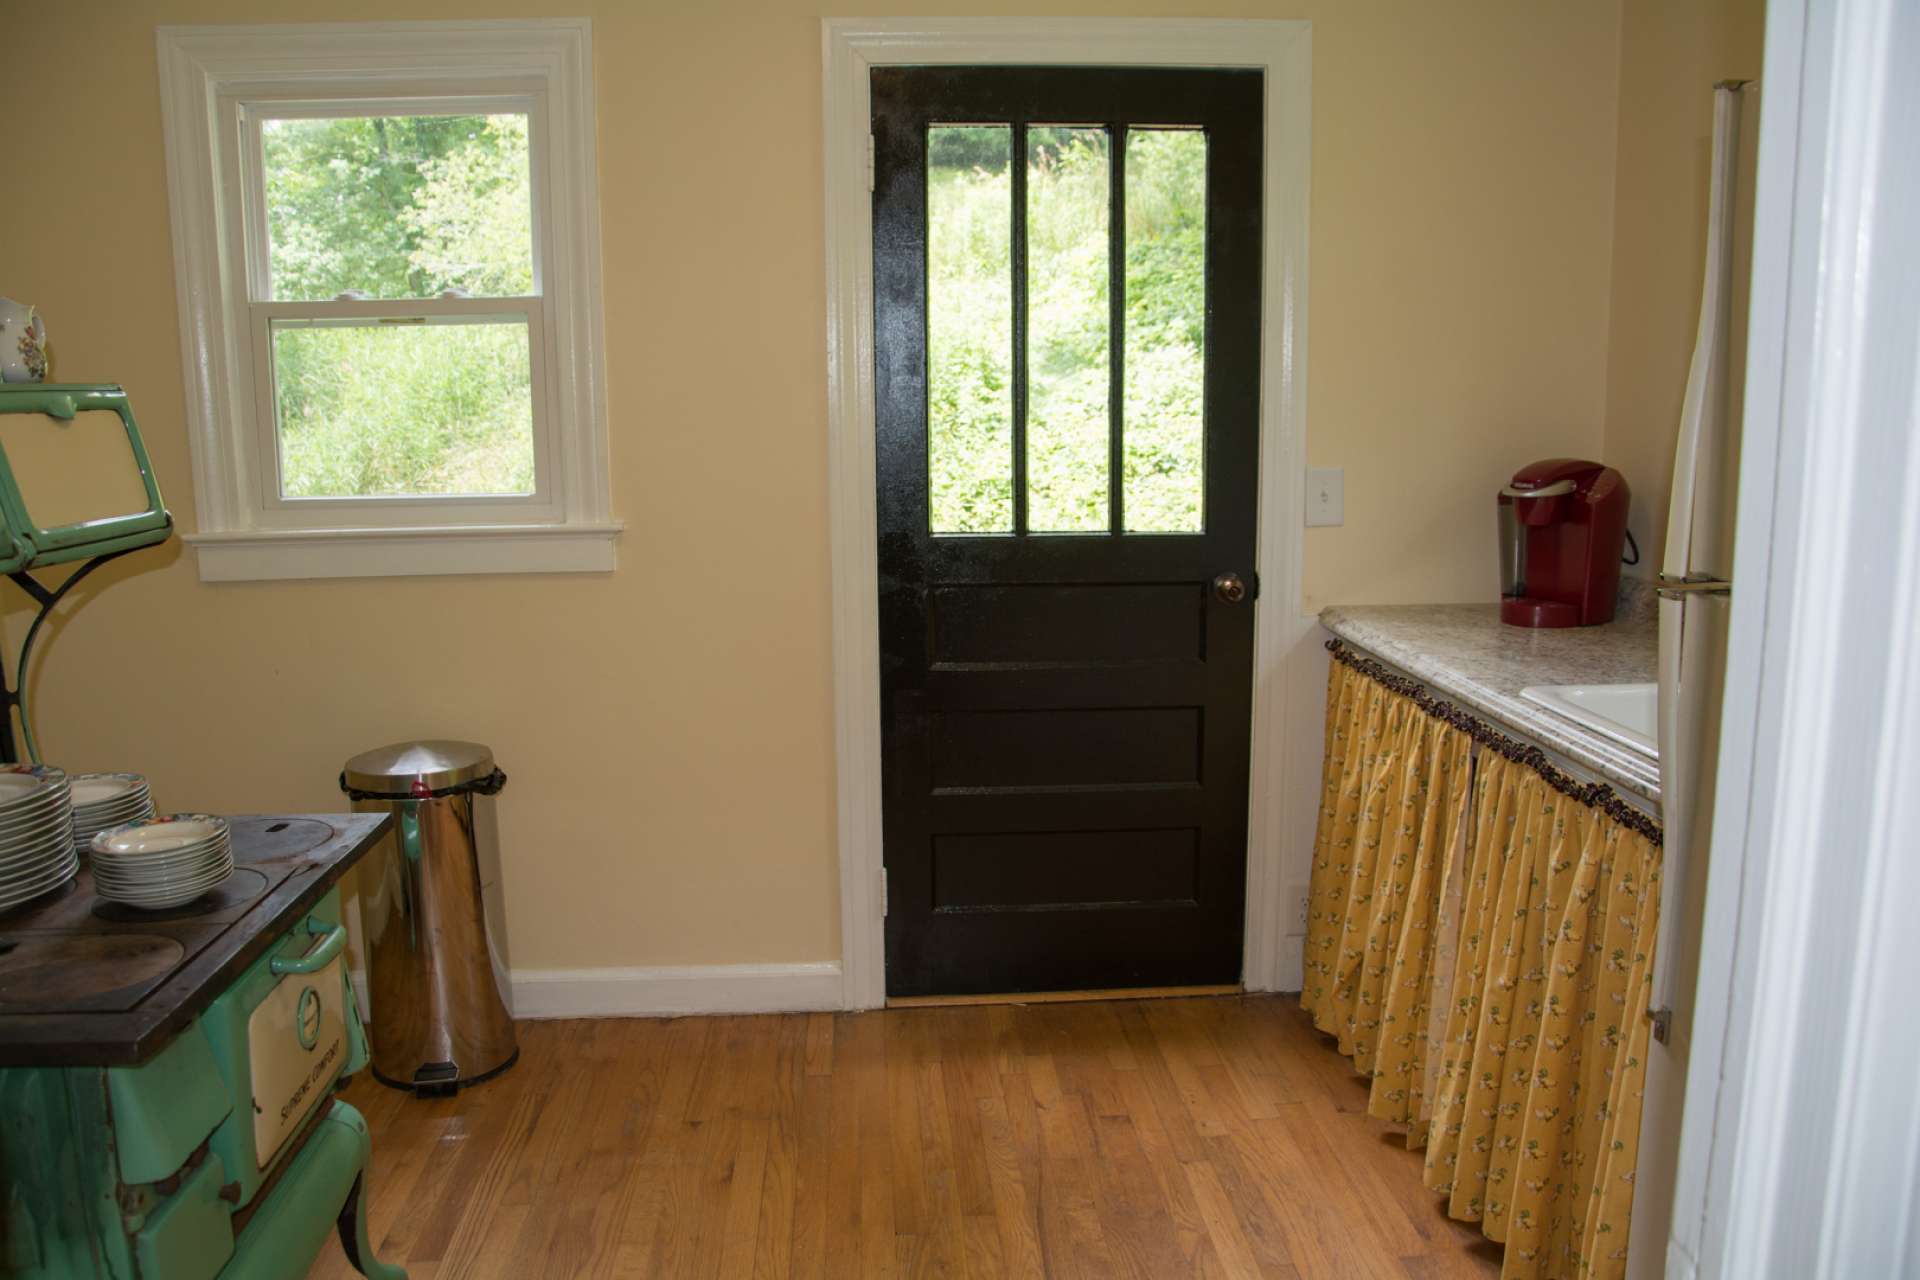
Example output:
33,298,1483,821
185,522,622,582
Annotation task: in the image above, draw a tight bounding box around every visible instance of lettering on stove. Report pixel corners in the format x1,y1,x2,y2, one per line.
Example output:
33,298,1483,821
250,954,349,1168
277,1036,342,1125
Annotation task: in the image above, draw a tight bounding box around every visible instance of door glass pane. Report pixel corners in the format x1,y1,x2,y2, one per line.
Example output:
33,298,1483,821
1123,129,1207,533
927,125,1014,534
262,113,534,301
1025,127,1111,533
270,317,534,498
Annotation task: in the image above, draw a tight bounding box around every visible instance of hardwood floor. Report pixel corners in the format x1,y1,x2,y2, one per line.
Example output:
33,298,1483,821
307,995,1502,1279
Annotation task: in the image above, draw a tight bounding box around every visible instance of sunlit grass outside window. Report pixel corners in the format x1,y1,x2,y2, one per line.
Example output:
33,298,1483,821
272,321,534,498
927,124,1207,535
927,126,1015,534
1123,130,1206,533
1025,127,1111,533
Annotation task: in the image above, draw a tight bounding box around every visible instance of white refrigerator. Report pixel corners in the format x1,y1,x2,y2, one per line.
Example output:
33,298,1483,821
1628,80,1759,1280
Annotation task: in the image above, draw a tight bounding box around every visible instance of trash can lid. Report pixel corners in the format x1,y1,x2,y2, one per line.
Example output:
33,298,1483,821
343,740,496,794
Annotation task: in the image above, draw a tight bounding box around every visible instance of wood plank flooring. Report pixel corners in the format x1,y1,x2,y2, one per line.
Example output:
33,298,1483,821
306,995,1502,1279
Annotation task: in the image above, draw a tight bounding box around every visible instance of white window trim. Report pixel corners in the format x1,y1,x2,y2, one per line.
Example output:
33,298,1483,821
157,20,618,581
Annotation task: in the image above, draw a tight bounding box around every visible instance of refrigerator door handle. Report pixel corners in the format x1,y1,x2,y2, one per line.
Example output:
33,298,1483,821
1656,574,1732,599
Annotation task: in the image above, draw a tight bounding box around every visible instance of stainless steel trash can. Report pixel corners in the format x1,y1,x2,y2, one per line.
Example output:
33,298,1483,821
341,740,518,1096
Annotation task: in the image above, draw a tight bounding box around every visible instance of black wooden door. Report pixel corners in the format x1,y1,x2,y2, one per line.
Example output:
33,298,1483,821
874,67,1262,997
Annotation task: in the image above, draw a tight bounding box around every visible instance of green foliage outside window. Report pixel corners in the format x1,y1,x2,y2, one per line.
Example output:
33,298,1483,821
258,114,1208,516
1025,127,1111,532
262,113,535,498
927,126,1207,535
1122,131,1208,534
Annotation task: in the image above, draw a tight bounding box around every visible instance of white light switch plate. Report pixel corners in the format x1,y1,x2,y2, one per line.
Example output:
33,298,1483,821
1306,467,1344,526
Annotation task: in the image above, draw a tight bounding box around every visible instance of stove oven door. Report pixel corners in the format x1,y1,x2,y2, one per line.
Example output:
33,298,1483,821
199,887,371,1210
246,940,348,1166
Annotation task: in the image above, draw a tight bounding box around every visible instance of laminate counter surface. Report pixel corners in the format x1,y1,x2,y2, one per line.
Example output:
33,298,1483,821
1319,602,1662,806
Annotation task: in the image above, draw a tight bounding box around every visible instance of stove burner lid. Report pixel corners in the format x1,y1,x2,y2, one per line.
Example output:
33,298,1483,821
0,852,291,1014
228,817,334,862
0,934,187,1012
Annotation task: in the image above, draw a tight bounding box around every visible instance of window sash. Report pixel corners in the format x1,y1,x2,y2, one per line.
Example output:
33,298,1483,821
227,93,563,529
246,296,560,528
235,92,549,304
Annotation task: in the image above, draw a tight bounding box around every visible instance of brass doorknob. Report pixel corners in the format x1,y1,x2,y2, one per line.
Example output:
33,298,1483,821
1213,573,1247,604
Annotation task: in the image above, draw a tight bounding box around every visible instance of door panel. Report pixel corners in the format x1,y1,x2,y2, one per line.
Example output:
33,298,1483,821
875,66,1262,996
930,707,1202,789
931,829,1201,911
929,583,1206,665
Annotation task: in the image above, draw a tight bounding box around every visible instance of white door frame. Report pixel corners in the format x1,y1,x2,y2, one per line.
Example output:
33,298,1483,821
821,18,1313,1010
1664,0,1920,1273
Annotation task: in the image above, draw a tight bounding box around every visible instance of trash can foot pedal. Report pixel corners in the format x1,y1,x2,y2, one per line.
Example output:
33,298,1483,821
411,1061,461,1098
371,1060,461,1097
373,1049,521,1098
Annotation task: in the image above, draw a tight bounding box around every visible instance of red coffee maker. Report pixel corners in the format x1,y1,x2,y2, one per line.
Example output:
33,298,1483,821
1498,458,1630,627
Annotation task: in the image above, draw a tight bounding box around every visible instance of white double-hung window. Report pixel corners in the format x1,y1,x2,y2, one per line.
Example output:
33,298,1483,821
157,22,615,580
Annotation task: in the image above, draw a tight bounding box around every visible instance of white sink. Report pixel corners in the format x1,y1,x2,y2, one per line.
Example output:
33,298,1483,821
1519,683,1659,760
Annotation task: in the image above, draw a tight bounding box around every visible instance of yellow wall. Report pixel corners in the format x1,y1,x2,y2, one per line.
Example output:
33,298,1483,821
6,1,1625,971
1602,0,1768,571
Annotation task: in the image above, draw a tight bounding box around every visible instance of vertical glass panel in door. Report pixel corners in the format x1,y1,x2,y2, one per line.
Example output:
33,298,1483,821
262,113,535,301
1025,127,1111,533
927,126,1014,534
1123,129,1208,533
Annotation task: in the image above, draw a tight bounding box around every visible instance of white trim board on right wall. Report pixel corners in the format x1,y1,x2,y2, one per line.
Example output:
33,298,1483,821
819,18,1321,1010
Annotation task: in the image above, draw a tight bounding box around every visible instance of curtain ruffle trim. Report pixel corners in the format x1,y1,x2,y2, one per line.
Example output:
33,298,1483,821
1326,640,1664,847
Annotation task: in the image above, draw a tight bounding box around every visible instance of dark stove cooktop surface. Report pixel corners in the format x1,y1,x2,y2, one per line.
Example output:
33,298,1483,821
0,813,392,1067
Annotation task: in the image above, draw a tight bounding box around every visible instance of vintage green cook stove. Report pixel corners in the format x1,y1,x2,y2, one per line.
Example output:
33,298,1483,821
1,819,407,1279
0,388,407,1278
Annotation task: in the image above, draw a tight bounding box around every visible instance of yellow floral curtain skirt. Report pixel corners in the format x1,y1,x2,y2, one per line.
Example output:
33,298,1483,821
1301,658,1473,1128
1303,655,1663,1280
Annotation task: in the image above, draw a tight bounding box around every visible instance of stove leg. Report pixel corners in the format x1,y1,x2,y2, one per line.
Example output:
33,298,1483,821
337,1173,407,1280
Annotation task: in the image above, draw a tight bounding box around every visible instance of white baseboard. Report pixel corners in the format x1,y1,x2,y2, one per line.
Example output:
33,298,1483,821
509,962,846,1019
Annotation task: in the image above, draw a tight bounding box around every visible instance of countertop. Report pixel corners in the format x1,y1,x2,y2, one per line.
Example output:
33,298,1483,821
1318,601,1662,807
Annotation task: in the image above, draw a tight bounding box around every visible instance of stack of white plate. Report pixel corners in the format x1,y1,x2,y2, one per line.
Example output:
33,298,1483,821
90,814,233,910
0,765,78,912
69,773,155,856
